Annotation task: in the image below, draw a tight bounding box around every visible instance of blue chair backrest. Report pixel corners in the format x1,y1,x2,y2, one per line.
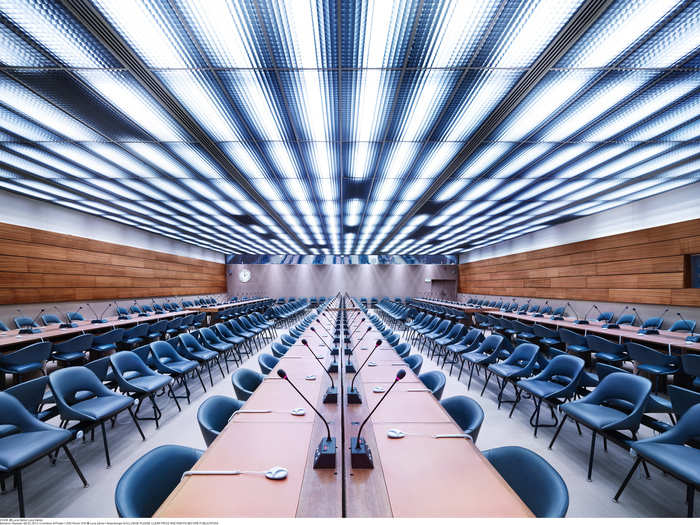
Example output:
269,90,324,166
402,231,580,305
596,311,613,322
41,313,62,325
617,313,635,325
669,319,696,333
642,316,663,329
14,316,37,329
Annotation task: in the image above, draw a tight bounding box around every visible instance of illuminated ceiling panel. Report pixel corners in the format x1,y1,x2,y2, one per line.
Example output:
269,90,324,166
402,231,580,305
0,0,697,255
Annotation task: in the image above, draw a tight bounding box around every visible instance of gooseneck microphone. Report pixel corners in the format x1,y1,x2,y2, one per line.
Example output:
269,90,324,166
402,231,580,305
351,369,406,469
347,339,383,404
134,299,148,317
677,312,699,342
581,304,596,324
53,305,75,328
533,299,547,318
18,308,44,334
301,339,337,403
114,300,130,320
604,305,628,329
568,302,585,325
350,318,365,338
277,369,335,468
87,303,102,323
349,326,372,355
639,307,668,335
315,318,334,339
632,307,642,327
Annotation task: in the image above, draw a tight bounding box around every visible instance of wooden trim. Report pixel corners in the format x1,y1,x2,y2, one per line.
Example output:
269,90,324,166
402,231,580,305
459,219,700,306
0,222,225,305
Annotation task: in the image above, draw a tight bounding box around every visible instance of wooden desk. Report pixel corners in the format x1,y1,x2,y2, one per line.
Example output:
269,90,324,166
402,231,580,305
0,310,193,350
155,304,342,518
189,298,270,313
344,313,533,517
493,310,700,353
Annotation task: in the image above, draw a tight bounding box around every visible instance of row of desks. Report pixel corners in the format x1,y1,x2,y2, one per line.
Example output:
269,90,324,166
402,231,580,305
0,298,271,350
491,310,700,353
155,298,532,517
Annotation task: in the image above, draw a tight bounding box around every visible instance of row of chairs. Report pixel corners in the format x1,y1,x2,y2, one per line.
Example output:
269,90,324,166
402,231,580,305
360,302,570,517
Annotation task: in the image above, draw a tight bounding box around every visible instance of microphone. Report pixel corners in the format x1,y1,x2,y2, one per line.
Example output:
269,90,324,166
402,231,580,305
314,319,335,341
18,308,44,334
533,299,546,318
351,369,406,469
349,318,365,338
301,339,337,403
348,326,372,355
568,302,585,325
55,305,78,328
114,300,130,320
631,307,642,329
579,304,595,324
277,369,335,469
639,307,668,335
348,339,383,404
604,305,628,329
87,303,106,324
134,299,149,317
677,312,699,343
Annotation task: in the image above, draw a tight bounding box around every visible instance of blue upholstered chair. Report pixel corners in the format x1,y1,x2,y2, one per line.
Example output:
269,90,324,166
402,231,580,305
231,368,264,401
117,324,149,350
614,403,700,517
626,342,681,393
586,334,627,364
445,328,484,377
52,334,92,364
515,355,584,436
394,342,410,359
418,370,446,400
201,326,238,367
150,341,202,402
0,342,51,383
258,353,279,375
175,333,225,386
558,328,589,357
13,316,39,331
41,313,61,326
271,342,290,358
482,446,569,517
91,328,125,356
549,372,651,481
485,343,540,409
110,351,175,427
197,395,244,447
5,376,57,421
681,354,700,390
403,354,423,375
115,445,203,517
440,395,484,443
462,334,506,390
0,392,88,517
49,366,144,467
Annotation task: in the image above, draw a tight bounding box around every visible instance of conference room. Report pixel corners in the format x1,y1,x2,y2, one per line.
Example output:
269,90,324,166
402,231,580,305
0,0,699,520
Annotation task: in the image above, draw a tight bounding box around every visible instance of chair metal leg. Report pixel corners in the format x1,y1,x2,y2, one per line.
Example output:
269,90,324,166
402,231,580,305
127,407,146,440
687,485,695,518
62,445,88,487
587,431,597,481
100,421,111,467
508,387,522,418
613,457,641,502
549,414,568,449
480,370,492,397
14,471,23,517
206,360,214,387
195,367,207,392
168,383,182,411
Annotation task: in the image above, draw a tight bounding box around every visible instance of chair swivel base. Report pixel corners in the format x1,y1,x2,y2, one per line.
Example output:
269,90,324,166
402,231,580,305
327,360,339,373
313,437,336,469
347,386,362,404
350,437,373,468
323,386,338,404
345,360,356,373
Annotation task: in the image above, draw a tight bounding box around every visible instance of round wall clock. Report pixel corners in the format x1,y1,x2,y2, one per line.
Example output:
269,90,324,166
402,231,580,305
239,269,251,283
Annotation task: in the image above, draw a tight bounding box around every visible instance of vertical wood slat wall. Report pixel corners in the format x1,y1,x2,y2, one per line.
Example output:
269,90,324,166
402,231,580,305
0,222,225,305
458,218,700,307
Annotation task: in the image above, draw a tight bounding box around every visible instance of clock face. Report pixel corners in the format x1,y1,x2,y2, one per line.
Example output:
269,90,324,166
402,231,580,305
239,269,251,283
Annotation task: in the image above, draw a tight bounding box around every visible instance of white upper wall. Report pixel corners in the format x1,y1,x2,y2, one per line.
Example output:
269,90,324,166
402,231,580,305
0,190,225,263
459,181,700,263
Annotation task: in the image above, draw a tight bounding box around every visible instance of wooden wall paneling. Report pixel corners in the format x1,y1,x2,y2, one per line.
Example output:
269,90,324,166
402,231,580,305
0,222,225,305
458,219,700,306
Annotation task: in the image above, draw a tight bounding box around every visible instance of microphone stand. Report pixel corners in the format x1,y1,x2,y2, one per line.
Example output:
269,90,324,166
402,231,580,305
55,306,77,328
18,309,44,334
351,370,406,468
569,302,588,325
301,339,337,403
638,307,668,335
310,327,339,369
677,312,699,342
347,339,382,404
277,369,336,469
603,305,628,329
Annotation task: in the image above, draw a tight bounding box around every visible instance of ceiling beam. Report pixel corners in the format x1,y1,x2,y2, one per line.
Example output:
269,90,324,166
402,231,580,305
60,0,307,250
375,0,614,253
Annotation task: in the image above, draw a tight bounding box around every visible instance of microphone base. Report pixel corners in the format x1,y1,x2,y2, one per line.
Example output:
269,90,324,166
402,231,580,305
345,346,354,356
330,347,339,356
313,437,336,469
91,319,108,324
344,337,351,345
345,360,356,374
138,313,149,317
347,386,362,404
327,360,338,374
573,320,589,325
532,314,544,318
638,329,659,335
118,315,131,320
19,328,40,334
551,316,564,321
59,323,78,329
602,323,619,329
686,335,700,343
323,387,338,404
350,437,374,469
